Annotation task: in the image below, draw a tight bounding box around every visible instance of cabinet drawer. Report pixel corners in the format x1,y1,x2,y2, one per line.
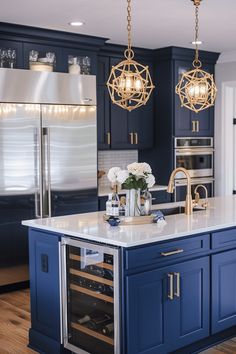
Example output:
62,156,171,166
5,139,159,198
125,234,210,270
211,228,236,249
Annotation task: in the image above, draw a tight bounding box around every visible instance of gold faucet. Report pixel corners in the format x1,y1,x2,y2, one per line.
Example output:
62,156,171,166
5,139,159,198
167,167,193,215
194,184,208,209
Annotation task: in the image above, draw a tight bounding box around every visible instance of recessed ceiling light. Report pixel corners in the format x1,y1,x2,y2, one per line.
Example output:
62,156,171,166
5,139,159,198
69,21,84,27
191,40,203,45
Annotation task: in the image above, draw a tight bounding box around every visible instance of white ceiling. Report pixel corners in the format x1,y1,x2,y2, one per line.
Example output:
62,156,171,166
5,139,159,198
1,0,235,53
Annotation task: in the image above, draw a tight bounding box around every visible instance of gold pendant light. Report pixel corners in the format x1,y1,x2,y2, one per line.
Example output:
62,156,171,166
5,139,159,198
106,0,155,112
176,0,217,113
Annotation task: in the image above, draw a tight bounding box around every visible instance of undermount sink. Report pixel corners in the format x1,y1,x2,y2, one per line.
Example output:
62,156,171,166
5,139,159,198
152,206,205,216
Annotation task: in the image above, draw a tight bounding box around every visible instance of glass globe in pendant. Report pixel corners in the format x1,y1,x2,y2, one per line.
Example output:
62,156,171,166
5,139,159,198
186,80,208,104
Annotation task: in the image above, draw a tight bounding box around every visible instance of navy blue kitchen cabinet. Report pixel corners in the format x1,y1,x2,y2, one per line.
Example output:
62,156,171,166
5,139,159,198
97,55,110,85
174,60,214,137
27,226,236,354
97,55,154,150
97,85,111,149
212,249,236,334
139,47,219,186
28,228,70,354
126,257,209,354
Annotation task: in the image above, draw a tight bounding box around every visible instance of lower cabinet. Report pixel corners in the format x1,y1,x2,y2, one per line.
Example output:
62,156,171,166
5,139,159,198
212,249,236,334
126,257,209,354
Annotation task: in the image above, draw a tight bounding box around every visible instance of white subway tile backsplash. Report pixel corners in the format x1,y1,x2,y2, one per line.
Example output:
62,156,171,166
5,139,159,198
98,150,138,189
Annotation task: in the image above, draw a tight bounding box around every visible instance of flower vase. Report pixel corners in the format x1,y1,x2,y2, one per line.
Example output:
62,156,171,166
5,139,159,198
126,189,141,217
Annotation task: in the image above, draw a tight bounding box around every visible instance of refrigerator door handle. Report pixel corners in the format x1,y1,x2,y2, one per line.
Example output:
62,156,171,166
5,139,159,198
46,127,52,217
38,126,43,218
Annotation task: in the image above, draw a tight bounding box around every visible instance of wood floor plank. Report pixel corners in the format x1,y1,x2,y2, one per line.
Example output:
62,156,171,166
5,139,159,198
0,289,35,354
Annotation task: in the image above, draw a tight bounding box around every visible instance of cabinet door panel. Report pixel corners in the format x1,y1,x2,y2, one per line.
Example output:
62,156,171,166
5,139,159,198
177,257,209,341
126,268,170,354
165,257,209,352
97,86,111,149
212,249,236,333
129,99,154,149
174,60,214,137
109,57,130,149
174,61,192,137
97,56,110,85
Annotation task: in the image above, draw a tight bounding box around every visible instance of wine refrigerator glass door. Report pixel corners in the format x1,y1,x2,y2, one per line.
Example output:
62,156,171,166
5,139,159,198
61,238,120,354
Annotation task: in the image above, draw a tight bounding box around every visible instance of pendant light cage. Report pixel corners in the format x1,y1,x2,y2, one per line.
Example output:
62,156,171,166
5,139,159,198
176,0,217,113
106,0,155,112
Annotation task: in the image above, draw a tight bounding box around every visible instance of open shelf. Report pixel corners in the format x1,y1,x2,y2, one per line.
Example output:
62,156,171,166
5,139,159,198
70,283,114,303
69,253,113,271
70,268,113,286
71,322,114,346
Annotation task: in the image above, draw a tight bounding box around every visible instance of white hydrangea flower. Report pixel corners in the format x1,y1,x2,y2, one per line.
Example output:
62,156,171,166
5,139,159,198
146,174,156,188
127,162,145,177
107,167,121,183
141,162,152,174
116,170,129,184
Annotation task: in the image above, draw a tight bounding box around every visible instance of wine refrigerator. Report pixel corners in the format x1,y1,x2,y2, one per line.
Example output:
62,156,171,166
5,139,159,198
61,237,120,354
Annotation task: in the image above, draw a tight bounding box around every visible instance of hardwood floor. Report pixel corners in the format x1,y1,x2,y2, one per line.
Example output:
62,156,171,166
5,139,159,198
0,289,35,354
0,289,235,354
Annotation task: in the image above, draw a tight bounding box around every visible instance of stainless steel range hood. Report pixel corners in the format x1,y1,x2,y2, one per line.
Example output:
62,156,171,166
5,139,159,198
0,68,96,105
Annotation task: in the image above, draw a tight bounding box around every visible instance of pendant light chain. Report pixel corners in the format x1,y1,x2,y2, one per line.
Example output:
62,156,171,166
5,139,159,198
195,4,199,63
125,0,134,59
127,0,131,51
193,3,201,67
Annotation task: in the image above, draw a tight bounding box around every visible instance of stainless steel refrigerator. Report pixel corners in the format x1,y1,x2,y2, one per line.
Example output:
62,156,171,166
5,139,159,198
0,68,97,288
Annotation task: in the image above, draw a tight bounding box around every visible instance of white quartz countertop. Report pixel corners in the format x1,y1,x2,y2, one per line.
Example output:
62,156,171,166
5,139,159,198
22,196,236,248
98,184,167,197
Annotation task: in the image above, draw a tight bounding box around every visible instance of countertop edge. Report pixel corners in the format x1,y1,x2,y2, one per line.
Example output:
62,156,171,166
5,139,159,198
22,217,236,248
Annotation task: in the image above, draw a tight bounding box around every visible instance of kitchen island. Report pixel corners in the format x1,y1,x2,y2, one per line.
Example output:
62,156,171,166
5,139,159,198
22,196,236,354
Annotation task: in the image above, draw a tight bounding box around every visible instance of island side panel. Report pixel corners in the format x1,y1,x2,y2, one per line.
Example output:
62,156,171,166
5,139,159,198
28,228,70,354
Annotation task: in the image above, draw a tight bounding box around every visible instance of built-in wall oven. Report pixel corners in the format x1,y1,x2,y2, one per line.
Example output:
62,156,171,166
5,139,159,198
174,138,214,201
175,137,214,179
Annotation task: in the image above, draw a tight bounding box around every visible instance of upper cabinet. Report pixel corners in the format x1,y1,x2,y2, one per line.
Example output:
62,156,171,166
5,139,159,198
174,60,214,137
0,23,106,75
97,55,154,150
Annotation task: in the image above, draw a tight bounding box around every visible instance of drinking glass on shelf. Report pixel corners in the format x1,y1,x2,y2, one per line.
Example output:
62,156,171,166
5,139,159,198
29,50,39,62
7,49,16,68
0,49,7,68
46,52,55,65
82,56,91,75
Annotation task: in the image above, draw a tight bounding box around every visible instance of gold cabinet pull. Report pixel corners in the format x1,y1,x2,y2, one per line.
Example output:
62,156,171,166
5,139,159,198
129,132,134,145
107,132,111,145
134,132,138,145
192,120,196,132
174,272,180,298
168,273,174,300
196,120,200,132
161,249,184,257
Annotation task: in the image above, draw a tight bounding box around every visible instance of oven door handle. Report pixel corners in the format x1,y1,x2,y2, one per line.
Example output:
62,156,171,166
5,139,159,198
175,149,214,155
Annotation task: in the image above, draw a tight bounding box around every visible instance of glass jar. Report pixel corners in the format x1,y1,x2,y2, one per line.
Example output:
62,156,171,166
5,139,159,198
140,190,152,216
